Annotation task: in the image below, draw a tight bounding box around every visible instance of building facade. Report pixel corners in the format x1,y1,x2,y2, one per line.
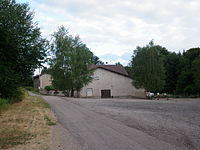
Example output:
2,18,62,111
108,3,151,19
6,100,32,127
33,74,52,89
79,65,145,98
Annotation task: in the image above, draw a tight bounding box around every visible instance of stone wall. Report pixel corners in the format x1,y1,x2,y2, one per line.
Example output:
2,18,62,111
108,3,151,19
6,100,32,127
39,74,52,89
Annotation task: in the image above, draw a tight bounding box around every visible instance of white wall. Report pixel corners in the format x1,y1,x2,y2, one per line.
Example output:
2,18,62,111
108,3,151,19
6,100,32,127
39,74,52,89
80,68,145,98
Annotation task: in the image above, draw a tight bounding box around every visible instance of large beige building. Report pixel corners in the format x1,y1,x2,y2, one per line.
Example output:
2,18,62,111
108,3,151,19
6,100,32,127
34,65,145,98
78,65,145,98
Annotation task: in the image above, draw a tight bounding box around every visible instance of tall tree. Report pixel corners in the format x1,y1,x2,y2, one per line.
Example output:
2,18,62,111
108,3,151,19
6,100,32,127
49,26,94,96
163,52,181,94
192,56,200,95
0,0,47,99
130,41,166,92
176,48,200,95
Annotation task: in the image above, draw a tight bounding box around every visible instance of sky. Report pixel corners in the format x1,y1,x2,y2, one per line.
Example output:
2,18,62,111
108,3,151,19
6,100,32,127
17,0,200,65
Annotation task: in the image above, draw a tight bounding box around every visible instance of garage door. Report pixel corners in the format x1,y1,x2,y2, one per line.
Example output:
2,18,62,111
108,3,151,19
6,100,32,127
101,89,111,98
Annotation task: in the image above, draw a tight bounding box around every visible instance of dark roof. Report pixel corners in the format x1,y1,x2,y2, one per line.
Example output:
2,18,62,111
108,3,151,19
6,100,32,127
93,65,129,77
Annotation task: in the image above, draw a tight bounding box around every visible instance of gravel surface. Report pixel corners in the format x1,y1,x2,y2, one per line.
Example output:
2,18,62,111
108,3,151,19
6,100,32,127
61,97,200,150
42,96,196,150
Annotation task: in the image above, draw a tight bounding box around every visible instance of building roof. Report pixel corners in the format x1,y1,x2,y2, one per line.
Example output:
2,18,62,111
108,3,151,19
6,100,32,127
93,64,129,77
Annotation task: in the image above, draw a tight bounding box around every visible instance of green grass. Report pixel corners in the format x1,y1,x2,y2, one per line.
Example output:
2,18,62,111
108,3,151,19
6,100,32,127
0,129,35,149
0,98,10,113
24,86,39,94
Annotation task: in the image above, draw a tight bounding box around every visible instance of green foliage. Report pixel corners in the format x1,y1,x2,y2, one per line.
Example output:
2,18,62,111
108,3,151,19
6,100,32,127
24,86,34,91
130,41,200,96
9,87,25,102
176,48,200,95
0,87,25,112
44,85,54,91
192,56,200,93
131,41,166,92
124,66,132,75
24,86,39,94
163,52,182,94
93,56,104,65
0,0,47,100
49,26,95,95
0,98,10,112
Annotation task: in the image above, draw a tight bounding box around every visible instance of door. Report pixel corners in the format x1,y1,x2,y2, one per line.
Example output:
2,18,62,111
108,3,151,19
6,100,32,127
101,89,111,98
86,88,93,97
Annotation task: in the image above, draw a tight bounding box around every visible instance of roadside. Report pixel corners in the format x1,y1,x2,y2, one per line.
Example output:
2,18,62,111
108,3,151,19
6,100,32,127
0,92,56,150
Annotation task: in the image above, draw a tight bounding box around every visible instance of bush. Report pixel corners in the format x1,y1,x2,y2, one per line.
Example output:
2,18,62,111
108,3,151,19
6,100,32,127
9,87,25,103
24,86,34,91
24,86,39,94
44,86,54,91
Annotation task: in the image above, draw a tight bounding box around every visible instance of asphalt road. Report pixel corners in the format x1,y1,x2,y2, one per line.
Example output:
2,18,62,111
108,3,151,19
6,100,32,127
42,96,186,150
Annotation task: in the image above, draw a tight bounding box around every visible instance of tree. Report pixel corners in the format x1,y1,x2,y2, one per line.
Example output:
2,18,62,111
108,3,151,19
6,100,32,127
0,0,47,99
176,48,200,95
192,56,200,95
163,52,181,94
130,41,166,92
49,26,94,97
93,56,104,65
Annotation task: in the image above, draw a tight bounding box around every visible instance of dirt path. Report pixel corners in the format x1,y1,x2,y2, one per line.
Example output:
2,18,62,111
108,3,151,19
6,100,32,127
42,96,185,150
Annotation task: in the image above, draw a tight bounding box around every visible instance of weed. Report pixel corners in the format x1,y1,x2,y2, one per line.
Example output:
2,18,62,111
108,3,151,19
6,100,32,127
44,115,56,126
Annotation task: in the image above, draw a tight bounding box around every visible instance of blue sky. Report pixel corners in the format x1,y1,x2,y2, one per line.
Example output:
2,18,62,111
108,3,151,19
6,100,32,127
16,0,200,65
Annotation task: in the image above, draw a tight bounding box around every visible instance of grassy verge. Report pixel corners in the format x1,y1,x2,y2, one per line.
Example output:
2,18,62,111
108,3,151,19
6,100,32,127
0,98,10,113
0,92,56,150
24,86,40,94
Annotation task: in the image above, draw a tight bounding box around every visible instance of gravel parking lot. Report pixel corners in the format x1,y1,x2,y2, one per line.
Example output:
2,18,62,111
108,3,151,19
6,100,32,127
62,97,200,150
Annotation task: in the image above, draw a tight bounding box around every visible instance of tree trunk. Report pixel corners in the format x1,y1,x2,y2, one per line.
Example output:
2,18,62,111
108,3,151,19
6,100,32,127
70,89,74,97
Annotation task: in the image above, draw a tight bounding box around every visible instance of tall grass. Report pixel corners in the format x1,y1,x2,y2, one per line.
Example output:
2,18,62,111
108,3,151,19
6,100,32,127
0,98,10,113
0,87,25,113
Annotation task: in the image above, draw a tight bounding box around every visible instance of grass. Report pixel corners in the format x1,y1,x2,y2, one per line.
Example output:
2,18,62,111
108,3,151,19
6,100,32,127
44,115,56,126
0,98,10,113
0,92,56,150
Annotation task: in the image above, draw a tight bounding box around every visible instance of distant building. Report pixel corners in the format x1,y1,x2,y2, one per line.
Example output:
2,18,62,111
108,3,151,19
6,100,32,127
33,74,52,89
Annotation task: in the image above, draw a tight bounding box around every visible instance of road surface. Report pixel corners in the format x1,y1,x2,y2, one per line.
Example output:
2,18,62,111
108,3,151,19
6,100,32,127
42,96,185,150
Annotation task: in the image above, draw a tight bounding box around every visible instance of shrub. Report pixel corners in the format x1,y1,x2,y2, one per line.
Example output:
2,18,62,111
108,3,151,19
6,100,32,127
44,86,54,92
24,86,34,91
24,86,39,94
9,87,25,103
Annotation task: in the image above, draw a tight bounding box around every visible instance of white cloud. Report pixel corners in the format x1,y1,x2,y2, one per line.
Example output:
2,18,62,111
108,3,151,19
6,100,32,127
17,0,200,65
